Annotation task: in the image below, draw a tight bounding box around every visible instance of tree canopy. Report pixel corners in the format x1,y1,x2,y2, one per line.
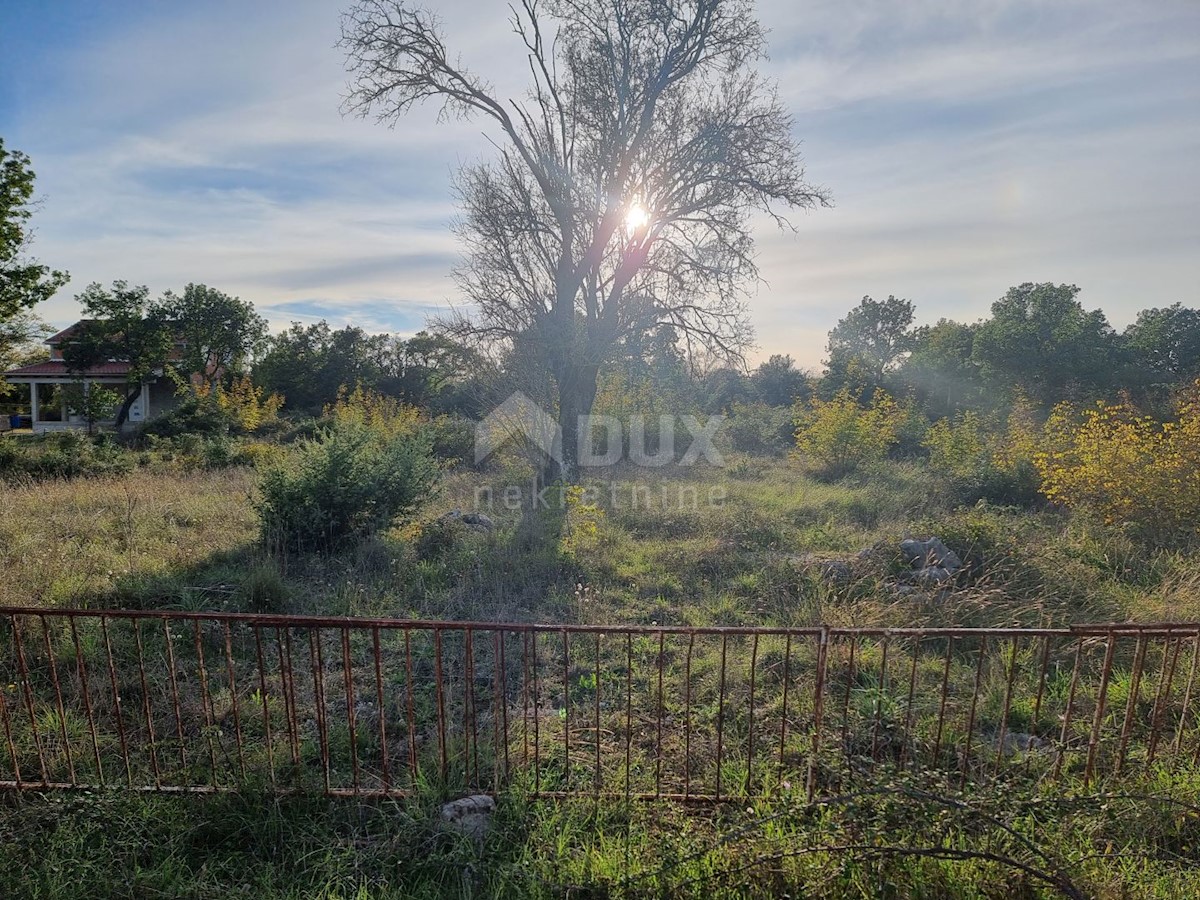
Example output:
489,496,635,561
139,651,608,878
1,139,68,322
162,283,267,390
971,282,1118,406
340,0,829,477
63,281,175,427
824,295,917,398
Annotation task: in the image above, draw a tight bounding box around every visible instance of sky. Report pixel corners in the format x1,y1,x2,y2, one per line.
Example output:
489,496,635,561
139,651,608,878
1,0,1198,370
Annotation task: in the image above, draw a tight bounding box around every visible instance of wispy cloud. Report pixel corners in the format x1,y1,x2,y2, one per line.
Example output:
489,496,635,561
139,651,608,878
2,0,1197,366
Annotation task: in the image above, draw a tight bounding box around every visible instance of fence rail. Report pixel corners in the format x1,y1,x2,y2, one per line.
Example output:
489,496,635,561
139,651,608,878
1,607,1198,801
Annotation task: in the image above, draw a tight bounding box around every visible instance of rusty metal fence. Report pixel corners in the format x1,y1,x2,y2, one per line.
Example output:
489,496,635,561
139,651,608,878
1,607,1198,801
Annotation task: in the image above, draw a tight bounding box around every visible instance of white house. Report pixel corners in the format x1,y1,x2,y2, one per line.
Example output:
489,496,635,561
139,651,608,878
2,321,180,432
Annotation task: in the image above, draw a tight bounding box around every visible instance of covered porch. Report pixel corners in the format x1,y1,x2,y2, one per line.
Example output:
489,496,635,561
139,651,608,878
1,364,148,433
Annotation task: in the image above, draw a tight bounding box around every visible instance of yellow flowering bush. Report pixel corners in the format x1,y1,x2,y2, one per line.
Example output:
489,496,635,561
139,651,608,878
196,375,283,433
1035,382,1200,541
793,388,904,477
324,384,424,439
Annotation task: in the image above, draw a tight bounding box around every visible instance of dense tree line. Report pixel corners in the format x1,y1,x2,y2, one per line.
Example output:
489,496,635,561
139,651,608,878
821,285,1200,418
253,321,482,416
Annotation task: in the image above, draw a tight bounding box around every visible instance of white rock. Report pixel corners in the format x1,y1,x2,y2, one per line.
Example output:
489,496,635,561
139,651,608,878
440,794,495,843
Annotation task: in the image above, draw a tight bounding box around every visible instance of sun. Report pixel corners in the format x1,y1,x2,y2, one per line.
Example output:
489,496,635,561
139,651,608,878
624,202,650,231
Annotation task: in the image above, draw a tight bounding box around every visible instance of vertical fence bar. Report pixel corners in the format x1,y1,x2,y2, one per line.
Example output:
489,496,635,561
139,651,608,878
521,630,530,773
492,631,503,791
462,628,475,787
10,616,48,784
39,615,75,785
223,622,246,780
994,637,1020,775
625,632,633,803
746,633,758,795
655,632,666,798
870,637,889,764
1031,635,1052,726
1054,637,1085,780
840,635,857,776
1172,633,1200,761
467,628,479,788
195,620,219,786
434,628,446,783
341,627,359,794
1084,632,1117,787
715,634,728,801
132,620,160,788
683,633,693,800
900,636,919,769
404,628,417,783
164,620,186,772
594,632,602,797
101,616,132,787
777,631,791,789
309,628,330,794
1146,637,1181,768
252,626,275,788
1115,634,1148,774
531,629,540,797
562,628,570,793
932,636,954,766
807,627,829,802
960,636,987,789
499,629,510,784
280,627,301,770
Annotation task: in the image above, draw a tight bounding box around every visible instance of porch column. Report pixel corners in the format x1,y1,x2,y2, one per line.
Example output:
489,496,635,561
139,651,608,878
29,381,39,425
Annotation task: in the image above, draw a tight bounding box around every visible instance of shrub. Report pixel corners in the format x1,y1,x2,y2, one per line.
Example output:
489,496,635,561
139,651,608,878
257,423,439,552
1035,383,1200,543
793,388,903,478
197,375,284,433
922,400,1043,508
324,384,423,439
140,395,231,439
726,401,793,456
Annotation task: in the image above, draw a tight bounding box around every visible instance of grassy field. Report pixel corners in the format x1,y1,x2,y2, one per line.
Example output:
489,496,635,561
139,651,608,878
1,453,1198,897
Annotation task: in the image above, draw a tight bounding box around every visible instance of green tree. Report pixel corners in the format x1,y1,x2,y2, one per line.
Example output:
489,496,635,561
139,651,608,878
752,354,810,407
62,382,121,435
255,322,388,414
162,283,267,390
972,282,1117,406
63,282,174,428
823,295,917,399
0,311,51,399
900,318,982,417
1124,303,1200,388
1,139,68,322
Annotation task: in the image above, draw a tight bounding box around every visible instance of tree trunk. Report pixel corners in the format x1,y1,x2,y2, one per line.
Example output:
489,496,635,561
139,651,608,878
114,384,141,429
550,361,602,484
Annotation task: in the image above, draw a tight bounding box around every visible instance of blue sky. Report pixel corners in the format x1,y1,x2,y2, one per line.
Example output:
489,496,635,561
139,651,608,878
2,0,1197,369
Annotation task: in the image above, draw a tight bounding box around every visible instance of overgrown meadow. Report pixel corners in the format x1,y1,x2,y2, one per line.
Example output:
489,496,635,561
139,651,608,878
1,380,1198,898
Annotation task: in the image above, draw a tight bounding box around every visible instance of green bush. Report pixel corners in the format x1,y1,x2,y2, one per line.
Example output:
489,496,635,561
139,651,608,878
257,423,439,552
139,395,231,439
793,388,905,478
726,401,793,455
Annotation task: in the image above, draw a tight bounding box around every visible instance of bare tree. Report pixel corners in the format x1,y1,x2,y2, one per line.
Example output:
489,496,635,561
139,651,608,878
340,0,830,478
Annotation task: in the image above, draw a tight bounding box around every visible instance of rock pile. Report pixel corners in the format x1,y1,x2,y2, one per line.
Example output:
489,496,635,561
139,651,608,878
899,537,963,585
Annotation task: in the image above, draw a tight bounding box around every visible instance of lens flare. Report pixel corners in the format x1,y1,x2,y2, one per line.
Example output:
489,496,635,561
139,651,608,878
624,202,650,230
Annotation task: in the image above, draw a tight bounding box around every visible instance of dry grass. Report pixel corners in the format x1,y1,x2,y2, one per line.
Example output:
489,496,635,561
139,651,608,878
0,468,258,609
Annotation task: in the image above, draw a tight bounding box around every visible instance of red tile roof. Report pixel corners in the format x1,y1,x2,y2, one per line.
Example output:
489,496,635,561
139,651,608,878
3,360,134,378
45,320,101,345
